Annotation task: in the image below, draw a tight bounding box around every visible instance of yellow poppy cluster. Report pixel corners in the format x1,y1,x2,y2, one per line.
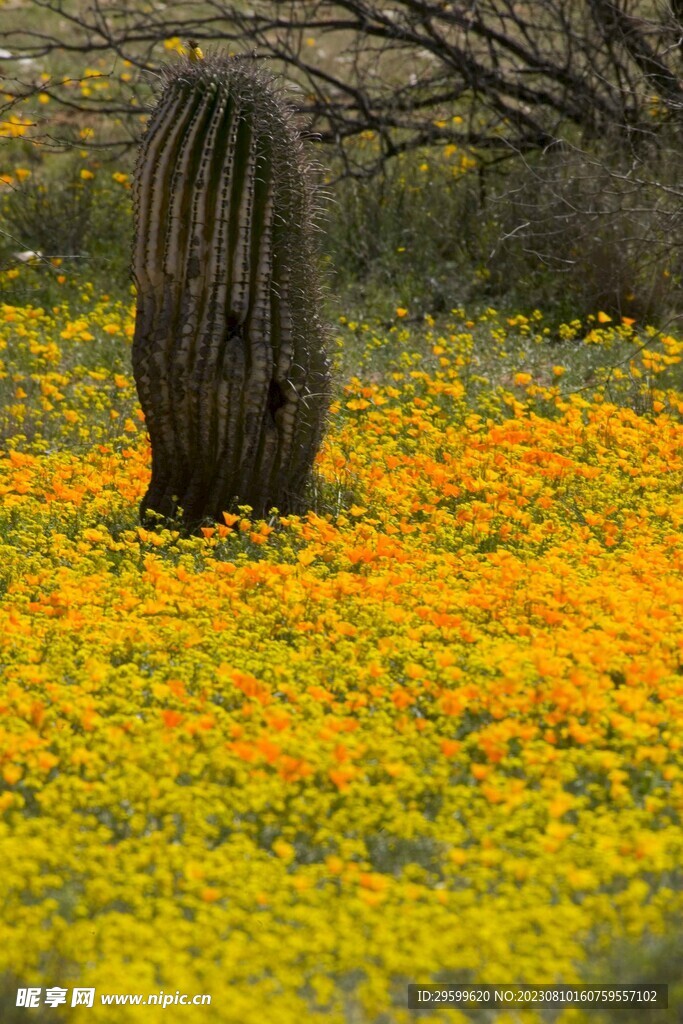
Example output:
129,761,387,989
0,292,682,1021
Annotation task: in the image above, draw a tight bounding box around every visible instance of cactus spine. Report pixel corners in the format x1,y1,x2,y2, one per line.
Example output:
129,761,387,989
132,54,330,528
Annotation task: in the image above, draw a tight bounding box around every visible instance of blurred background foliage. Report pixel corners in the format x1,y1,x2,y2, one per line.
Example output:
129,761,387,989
0,0,681,322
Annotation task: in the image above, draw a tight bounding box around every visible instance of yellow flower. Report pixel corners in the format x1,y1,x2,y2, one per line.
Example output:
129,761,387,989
1,293,682,1014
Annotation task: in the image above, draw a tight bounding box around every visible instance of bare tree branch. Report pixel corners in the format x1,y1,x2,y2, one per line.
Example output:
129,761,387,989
1,0,680,166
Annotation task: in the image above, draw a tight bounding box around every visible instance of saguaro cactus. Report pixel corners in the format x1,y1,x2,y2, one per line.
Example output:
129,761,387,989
132,53,330,528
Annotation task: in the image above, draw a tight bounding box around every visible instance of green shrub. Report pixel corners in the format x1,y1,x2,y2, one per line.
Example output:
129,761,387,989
487,141,682,325
0,163,132,302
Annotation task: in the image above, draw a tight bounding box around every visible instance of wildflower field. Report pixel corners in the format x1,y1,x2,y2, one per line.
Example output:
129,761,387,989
0,287,681,1022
